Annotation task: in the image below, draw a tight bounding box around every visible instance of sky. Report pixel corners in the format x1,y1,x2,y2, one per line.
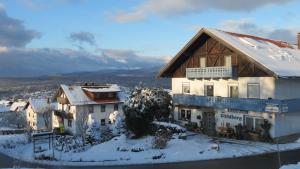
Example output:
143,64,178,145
0,0,299,77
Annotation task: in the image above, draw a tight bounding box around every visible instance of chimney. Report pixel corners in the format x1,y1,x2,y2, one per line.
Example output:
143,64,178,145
298,33,300,50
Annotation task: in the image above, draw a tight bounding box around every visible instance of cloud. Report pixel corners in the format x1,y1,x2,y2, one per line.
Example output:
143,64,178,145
0,6,41,47
69,32,96,47
218,19,298,43
112,0,294,23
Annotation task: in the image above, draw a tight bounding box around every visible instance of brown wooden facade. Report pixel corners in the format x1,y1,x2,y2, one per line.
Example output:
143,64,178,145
159,30,275,78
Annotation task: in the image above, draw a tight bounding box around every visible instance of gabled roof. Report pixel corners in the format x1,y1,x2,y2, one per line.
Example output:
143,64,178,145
158,28,300,78
28,98,57,113
60,84,124,106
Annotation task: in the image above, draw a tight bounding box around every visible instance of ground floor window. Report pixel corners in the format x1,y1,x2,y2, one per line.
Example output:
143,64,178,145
101,119,106,126
179,109,191,121
245,116,264,132
68,120,72,127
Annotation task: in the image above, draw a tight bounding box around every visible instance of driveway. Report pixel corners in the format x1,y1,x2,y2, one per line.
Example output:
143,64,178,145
1,148,300,169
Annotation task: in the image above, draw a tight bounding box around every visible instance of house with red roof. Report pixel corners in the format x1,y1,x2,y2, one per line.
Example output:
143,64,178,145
158,28,300,141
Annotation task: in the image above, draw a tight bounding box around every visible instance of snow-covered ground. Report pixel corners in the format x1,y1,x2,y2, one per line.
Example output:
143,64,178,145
1,133,300,166
280,162,300,169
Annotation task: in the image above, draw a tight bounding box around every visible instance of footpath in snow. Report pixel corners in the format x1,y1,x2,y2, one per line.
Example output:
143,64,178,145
1,133,300,166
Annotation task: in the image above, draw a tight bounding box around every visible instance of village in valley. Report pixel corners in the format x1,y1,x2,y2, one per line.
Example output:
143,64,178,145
1,27,300,169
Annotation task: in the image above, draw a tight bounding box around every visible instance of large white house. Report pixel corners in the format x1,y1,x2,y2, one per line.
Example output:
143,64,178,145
53,83,124,135
159,28,300,141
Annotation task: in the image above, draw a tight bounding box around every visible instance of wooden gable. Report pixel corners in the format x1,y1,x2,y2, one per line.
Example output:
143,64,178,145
159,30,275,78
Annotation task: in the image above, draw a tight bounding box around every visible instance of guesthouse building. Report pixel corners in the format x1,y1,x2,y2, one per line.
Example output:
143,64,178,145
158,28,300,141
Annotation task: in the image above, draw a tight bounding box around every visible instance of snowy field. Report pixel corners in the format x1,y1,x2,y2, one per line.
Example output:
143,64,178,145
1,133,300,166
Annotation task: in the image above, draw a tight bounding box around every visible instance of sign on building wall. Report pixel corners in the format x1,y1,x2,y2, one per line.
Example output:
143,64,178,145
216,112,244,128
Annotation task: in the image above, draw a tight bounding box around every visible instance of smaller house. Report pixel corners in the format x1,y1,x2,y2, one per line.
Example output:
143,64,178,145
53,83,124,135
10,101,27,112
26,98,57,131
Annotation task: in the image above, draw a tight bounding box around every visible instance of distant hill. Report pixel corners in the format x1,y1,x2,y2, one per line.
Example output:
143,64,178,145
0,66,170,98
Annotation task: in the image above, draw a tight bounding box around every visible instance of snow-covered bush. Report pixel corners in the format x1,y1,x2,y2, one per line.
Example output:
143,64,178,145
109,111,126,136
85,118,101,144
152,129,172,149
54,136,87,153
152,121,186,134
123,85,172,138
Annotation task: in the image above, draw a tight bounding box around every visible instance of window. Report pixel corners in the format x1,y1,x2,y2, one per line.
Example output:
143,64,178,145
245,116,265,132
88,106,94,114
180,110,186,120
186,110,191,120
108,92,114,98
114,104,118,111
245,116,254,130
182,82,190,94
225,55,232,67
228,85,239,98
204,85,214,96
255,118,264,131
68,120,72,127
179,109,191,121
101,105,106,112
200,57,206,68
101,119,106,126
247,83,260,99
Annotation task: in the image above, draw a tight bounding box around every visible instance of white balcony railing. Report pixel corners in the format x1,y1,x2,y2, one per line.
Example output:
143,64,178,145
186,66,233,79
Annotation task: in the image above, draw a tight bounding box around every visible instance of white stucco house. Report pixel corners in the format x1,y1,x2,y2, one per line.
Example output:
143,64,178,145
53,83,124,135
158,28,300,141
26,98,56,131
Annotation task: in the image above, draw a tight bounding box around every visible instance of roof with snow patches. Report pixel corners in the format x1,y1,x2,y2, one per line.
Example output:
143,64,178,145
60,84,124,106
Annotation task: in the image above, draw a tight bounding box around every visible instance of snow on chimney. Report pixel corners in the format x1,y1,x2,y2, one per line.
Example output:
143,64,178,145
298,33,300,50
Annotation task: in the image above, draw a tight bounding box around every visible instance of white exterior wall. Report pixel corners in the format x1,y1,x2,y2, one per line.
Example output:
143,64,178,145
275,78,300,99
172,77,275,99
55,100,123,135
26,106,48,131
274,112,300,137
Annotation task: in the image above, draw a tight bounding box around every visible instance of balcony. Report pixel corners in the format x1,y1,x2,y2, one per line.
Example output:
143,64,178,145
186,66,236,79
173,94,300,113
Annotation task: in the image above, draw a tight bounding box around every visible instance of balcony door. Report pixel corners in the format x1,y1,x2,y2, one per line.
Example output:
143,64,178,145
204,84,214,96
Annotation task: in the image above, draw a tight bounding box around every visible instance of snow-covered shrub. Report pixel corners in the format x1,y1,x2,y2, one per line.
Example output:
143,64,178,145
124,85,172,138
85,118,101,145
54,136,87,153
109,111,126,136
152,121,186,134
152,129,172,149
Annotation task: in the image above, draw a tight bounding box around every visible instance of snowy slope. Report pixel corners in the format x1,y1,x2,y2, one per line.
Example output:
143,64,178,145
2,134,300,166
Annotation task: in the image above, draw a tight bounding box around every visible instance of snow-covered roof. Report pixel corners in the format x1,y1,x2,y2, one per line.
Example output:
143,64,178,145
159,28,300,78
9,101,27,112
82,84,121,93
206,28,300,77
28,98,57,113
60,84,124,106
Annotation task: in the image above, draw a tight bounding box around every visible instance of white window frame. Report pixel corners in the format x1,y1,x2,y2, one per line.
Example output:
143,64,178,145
182,82,190,94
228,83,239,98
